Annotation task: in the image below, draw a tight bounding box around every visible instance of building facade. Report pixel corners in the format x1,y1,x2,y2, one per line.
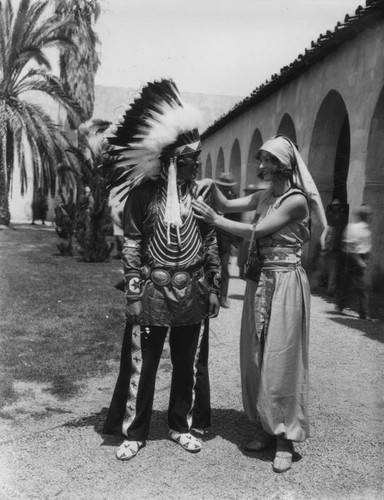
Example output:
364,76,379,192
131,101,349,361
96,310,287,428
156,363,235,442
200,0,384,287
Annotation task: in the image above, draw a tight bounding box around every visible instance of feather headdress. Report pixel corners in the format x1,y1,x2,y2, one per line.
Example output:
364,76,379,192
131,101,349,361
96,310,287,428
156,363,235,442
100,79,203,205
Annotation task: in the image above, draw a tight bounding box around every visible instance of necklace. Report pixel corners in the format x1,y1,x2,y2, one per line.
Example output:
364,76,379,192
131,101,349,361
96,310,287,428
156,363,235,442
272,186,292,197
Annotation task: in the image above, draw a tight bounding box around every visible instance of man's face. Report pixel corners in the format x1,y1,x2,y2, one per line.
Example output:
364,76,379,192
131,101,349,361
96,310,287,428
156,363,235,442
176,153,201,181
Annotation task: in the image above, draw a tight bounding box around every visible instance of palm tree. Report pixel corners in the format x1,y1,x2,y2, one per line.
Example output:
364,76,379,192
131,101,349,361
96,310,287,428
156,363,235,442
0,0,83,226
54,0,101,126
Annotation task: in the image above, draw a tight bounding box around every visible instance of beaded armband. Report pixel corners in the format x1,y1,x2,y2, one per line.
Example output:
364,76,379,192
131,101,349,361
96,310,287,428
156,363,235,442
125,273,142,301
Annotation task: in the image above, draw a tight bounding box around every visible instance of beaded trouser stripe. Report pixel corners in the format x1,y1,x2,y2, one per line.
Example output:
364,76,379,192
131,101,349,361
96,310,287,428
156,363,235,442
186,322,205,429
122,325,145,436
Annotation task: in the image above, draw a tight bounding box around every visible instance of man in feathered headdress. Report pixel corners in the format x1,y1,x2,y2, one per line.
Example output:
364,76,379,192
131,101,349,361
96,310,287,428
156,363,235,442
100,79,221,460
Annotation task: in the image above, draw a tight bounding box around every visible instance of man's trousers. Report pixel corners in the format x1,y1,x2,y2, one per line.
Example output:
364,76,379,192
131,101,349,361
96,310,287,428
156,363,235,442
103,320,211,441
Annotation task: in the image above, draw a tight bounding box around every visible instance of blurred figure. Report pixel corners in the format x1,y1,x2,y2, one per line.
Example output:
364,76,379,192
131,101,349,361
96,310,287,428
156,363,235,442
318,199,349,295
31,187,48,225
215,172,242,308
335,204,377,321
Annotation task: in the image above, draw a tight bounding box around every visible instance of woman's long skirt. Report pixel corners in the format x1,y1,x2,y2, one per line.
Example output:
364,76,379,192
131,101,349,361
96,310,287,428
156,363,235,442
240,267,311,442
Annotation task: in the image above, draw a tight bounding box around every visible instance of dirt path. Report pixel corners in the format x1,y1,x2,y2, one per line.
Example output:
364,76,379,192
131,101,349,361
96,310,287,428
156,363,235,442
0,271,383,500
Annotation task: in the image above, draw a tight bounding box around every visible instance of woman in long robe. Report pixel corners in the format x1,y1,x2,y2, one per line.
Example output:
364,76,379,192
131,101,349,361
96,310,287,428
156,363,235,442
193,135,326,473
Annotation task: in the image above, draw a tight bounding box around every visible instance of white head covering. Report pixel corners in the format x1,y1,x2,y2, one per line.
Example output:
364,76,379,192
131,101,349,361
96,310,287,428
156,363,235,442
258,135,327,230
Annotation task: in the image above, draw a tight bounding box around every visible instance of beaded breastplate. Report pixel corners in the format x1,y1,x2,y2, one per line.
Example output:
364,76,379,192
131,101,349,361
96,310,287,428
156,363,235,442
148,183,202,267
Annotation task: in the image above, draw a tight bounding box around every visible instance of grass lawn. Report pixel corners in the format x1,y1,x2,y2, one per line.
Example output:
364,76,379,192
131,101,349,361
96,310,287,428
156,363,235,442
0,224,126,405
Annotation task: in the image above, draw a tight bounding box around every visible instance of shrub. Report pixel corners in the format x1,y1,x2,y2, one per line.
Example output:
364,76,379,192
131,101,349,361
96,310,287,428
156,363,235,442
54,190,78,256
76,179,114,262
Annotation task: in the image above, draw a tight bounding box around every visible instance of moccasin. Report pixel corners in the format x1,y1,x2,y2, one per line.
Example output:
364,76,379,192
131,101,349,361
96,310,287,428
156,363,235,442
116,440,145,461
169,430,202,453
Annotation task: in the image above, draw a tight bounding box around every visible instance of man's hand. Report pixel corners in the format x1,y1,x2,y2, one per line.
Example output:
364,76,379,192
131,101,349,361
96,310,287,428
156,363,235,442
208,293,220,318
125,300,142,324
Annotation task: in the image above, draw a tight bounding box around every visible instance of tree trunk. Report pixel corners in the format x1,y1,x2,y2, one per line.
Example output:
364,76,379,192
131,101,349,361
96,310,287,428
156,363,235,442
0,133,10,226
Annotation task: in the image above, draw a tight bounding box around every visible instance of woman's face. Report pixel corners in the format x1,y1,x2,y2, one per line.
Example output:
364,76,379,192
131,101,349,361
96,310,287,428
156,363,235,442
257,152,276,182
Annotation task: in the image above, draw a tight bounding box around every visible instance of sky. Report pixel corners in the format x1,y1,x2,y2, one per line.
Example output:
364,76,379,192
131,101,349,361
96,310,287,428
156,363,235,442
94,0,364,97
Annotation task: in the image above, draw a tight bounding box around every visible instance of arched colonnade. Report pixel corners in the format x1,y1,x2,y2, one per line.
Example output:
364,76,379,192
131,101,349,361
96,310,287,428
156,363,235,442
200,22,384,284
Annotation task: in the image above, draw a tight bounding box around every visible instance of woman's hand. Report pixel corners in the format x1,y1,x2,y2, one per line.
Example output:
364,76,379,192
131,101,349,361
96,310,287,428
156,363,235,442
192,178,214,199
192,197,218,224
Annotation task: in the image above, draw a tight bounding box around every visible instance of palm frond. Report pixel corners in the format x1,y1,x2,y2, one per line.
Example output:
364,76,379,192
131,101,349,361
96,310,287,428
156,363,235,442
0,4,8,74
15,49,52,73
56,162,79,192
13,70,82,123
28,21,78,51
8,100,79,195
18,0,51,46
9,0,32,75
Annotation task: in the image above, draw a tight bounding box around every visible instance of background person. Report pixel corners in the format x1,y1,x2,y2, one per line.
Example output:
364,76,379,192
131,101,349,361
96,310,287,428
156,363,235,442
193,135,326,473
31,187,48,225
335,204,377,321
319,199,349,295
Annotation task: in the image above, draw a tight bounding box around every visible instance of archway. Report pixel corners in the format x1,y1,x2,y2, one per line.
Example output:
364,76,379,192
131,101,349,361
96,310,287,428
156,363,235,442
229,139,241,194
309,90,350,206
308,90,350,267
333,115,350,203
246,128,268,193
215,147,225,179
365,86,384,287
205,153,212,179
277,113,297,144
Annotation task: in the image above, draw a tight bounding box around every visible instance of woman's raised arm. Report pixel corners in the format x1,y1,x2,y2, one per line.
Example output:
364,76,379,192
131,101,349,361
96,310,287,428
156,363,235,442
192,194,308,240
195,178,259,213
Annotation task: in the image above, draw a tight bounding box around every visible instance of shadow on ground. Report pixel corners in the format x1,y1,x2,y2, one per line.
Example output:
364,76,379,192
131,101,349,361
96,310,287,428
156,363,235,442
312,289,383,343
228,293,244,301
63,407,302,463
327,312,384,343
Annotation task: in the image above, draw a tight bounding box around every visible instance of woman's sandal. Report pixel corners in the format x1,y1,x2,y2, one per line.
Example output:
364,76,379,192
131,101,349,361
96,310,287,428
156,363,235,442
273,438,294,473
169,430,202,453
116,440,145,461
